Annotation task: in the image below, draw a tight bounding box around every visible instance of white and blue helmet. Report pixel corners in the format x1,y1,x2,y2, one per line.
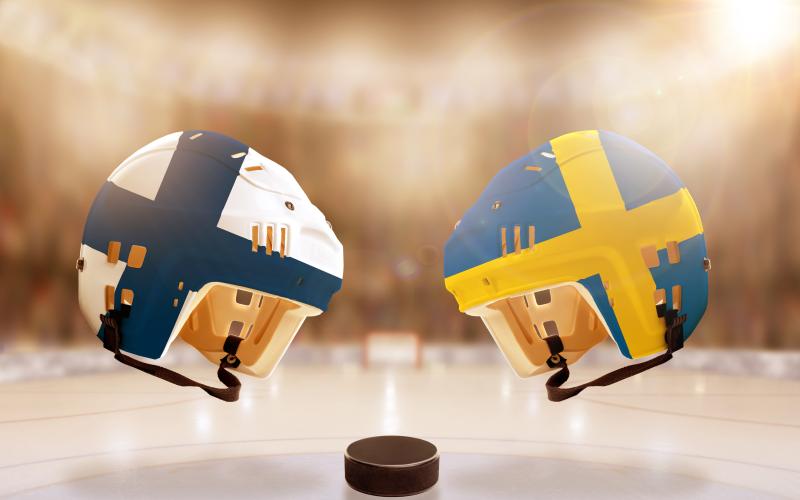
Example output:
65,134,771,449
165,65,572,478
77,131,343,400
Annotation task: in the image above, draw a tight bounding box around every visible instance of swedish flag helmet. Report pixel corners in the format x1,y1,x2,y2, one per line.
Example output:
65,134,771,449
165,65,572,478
444,130,709,400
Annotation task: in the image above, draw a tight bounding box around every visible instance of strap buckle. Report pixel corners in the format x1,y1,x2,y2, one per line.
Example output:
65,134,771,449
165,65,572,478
99,312,121,352
543,335,566,368
220,335,244,368
664,308,687,352
99,305,132,351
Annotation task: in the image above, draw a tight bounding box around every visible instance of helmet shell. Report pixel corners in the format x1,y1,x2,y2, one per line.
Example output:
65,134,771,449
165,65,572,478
78,131,343,360
444,130,708,360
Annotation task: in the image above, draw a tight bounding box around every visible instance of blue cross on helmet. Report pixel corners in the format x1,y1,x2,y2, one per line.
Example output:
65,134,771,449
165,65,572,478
77,131,343,401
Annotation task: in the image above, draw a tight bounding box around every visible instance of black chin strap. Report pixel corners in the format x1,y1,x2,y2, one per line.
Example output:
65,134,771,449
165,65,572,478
100,308,242,402
544,309,687,402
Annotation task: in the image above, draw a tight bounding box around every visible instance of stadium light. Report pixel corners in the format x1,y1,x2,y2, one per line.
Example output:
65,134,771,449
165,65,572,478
715,0,798,60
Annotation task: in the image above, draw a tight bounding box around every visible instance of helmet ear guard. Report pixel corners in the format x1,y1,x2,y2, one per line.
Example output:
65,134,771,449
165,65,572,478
97,281,320,402
471,283,607,376
458,267,691,403
177,282,321,378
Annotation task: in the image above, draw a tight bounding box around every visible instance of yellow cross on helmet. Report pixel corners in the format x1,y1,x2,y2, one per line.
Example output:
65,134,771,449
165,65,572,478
444,130,710,401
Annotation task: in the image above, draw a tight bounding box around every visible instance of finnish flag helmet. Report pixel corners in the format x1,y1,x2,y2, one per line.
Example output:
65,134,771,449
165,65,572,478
77,131,343,401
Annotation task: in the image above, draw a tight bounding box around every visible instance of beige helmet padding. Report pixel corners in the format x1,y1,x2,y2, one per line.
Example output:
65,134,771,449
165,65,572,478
177,283,321,377
471,283,608,377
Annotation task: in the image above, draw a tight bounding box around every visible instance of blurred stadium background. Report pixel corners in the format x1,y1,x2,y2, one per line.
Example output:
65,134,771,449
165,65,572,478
0,0,798,373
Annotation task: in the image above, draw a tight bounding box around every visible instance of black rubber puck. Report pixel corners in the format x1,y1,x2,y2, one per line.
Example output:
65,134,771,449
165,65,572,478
344,435,439,497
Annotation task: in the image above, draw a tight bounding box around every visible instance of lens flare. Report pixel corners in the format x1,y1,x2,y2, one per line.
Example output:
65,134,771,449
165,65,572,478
715,0,798,60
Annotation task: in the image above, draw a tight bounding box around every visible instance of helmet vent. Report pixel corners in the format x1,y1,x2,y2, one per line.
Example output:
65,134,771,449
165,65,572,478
107,241,121,264
236,290,253,306
127,245,147,269
252,224,289,258
641,245,660,268
251,224,260,252
105,285,115,311
672,285,682,310
228,320,245,337
666,241,681,264
654,288,666,306
543,320,559,337
266,225,274,254
534,290,551,305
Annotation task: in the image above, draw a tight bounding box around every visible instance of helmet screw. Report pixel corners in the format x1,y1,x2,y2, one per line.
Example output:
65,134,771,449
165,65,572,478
550,354,562,364
285,201,295,211
76,257,85,271
492,201,502,211
703,257,711,272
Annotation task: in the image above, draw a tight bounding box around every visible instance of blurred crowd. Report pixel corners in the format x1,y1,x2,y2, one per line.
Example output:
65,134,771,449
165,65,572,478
0,0,798,351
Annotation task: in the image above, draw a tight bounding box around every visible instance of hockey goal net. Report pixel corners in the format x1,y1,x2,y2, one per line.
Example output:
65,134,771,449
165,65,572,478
362,331,422,369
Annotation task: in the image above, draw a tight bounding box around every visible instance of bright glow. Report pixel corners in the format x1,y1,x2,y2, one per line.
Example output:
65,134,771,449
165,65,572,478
194,411,212,435
716,0,798,60
382,372,399,433
526,393,540,414
569,414,585,436
365,332,420,367
384,373,397,413
269,380,280,399
694,378,707,394
500,376,512,401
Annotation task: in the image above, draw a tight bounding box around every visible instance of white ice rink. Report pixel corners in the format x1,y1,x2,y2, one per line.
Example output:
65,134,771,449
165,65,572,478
0,357,798,498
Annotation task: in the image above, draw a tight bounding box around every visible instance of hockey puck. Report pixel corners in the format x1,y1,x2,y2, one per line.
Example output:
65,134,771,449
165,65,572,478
344,435,439,497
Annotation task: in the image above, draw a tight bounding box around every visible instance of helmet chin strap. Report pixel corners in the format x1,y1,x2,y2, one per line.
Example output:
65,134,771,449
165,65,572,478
543,308,687,402
99,306,243,402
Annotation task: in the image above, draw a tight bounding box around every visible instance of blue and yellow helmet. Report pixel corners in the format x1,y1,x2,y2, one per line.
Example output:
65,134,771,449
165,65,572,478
78,131,343,400
444,130,709,386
